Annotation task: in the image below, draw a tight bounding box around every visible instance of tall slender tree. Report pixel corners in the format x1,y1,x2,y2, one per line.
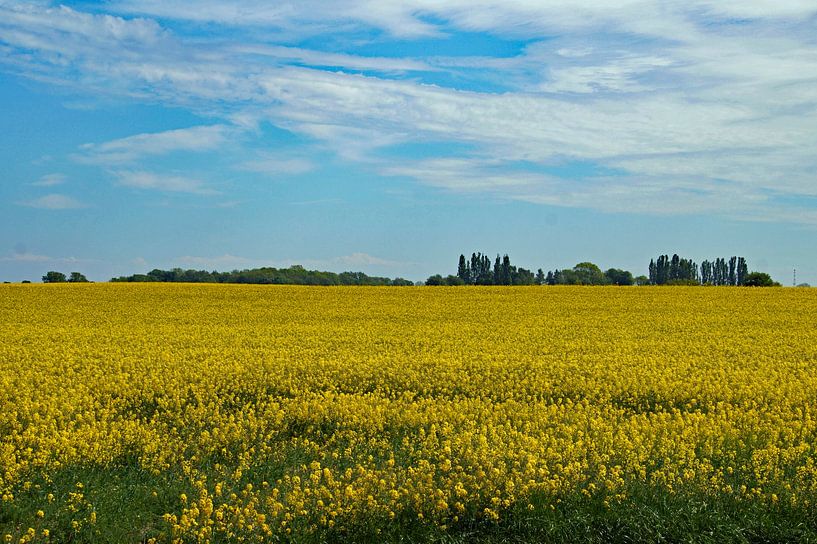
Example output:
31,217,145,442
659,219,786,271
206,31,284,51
728,256,737,286
669,254,681,281
656,255,669,285
501,254,512,285
457,255,470,284
700,260,712,284
737,257,748,286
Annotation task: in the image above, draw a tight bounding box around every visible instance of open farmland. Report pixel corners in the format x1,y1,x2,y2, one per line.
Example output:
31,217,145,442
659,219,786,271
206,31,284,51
2,284,817,543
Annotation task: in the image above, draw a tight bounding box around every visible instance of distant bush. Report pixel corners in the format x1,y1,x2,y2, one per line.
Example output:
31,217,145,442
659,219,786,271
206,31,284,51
743,272,780,287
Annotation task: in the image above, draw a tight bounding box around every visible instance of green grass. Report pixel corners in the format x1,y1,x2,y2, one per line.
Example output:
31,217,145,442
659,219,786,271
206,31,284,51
2,464,189,543
4,464,817,543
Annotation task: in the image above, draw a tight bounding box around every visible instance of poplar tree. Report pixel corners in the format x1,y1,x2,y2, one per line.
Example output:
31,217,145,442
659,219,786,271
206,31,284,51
737,257,748,285
729,256,737,286
501,254,512,285
457,255,470,284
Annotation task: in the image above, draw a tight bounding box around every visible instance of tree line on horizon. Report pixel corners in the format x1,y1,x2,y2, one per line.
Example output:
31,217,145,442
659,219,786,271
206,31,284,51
426,253,780,287
27,253,783,287
40,271,89,283
648,254,778,286
426,253,639,286
426,253,538,286
108,266,415,286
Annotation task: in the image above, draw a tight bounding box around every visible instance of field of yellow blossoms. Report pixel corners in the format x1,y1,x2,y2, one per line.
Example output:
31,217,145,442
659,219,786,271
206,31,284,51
2,284,817,543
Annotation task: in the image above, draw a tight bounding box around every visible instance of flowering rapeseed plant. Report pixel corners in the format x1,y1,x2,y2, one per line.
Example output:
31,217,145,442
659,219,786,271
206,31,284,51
1,284,816,542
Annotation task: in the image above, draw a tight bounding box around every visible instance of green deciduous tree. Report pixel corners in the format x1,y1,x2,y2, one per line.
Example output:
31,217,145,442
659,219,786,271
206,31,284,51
743,272,779,287
572,262,608,285
42,271,66,283
425,274,445,286
605,268,634,286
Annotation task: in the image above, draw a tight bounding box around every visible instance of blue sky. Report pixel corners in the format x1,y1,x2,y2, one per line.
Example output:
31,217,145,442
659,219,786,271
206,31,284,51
1,1,816,284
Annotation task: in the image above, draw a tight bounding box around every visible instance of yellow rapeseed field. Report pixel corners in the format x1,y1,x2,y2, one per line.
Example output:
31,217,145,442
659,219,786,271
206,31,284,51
1,284,817,542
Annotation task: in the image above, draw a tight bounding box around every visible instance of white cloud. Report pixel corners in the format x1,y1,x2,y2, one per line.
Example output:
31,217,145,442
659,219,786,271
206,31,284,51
107,0,442,38
173,252,406,270
0,3,168,68
0,252,91,263
381,158,543,191
30,173,66,186
0,252,50,262
695,1,817,19
19,194,87,209
78,125,231,164
114,170,218,195
228,44,433,73
540,55,675,94
333,252,402,267
104,1,817,41
379,155,817,224
3,1,817,223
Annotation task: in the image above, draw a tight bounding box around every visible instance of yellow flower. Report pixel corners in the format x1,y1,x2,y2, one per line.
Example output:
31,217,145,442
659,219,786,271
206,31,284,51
2,284,817,540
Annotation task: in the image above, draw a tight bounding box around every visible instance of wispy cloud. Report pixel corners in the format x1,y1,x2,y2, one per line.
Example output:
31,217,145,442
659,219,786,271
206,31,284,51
107,0,443,38
3,1,817,223
113,170,218,195
79,125,231,164
0,252,91,263
539,54,675,94
173,252,407,270
333,252,403,268
0,252,50,262
379,156,801,222
228,44,433,73
104,1,817,40
18,194,87,209
30,173,66,187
